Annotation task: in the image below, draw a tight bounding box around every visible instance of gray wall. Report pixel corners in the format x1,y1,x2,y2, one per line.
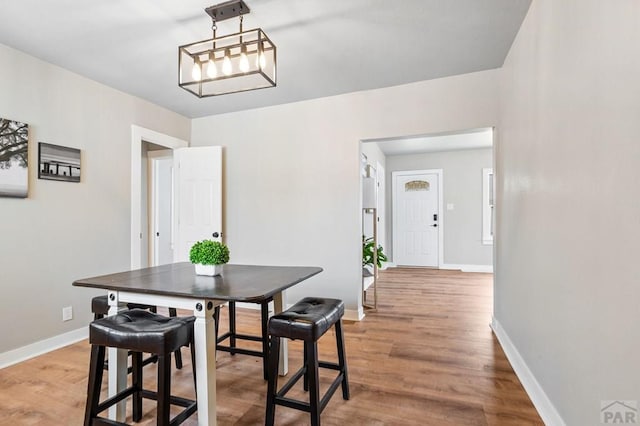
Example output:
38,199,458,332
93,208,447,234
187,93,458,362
191,69,500,318
497,0,640,424
385,148,493,266
0,43,190,354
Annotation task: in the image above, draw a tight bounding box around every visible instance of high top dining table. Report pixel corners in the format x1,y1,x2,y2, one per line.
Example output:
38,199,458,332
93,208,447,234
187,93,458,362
73,262,322,426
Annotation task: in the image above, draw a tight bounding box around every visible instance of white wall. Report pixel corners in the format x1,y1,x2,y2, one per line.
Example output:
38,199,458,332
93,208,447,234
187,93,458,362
496,0,640,424
191,69,499,317
386,148,493,266
0,43,190,354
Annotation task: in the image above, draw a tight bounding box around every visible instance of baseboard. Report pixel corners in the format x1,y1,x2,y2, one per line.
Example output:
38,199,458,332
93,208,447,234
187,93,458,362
491,318,566,426
345,308,364,321
0,327,88,369
440,263,494,273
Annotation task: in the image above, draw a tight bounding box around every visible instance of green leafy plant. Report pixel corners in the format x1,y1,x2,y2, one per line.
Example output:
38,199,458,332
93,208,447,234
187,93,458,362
189,240,230,265
362,236,387,269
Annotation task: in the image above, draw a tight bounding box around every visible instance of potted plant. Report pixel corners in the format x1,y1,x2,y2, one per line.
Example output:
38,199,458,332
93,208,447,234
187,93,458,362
362,236,387,273
189,240,230,276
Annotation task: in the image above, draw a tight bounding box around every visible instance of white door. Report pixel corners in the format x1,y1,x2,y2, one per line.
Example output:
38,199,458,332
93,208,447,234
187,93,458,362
150,155,174,266
393,171,440,267
174,146,223,262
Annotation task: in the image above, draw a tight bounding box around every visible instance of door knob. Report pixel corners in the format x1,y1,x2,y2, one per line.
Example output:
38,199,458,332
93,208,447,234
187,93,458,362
212,232,220,238
431,224,438,227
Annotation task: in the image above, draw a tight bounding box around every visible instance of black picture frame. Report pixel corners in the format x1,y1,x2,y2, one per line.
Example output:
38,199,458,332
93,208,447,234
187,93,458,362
0,117,29,198
38,142,81,182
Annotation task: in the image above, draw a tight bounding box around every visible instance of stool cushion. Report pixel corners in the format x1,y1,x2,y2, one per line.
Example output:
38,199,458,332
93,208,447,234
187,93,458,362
91,295,110,316
90,309,195,354
268,297,344,341
91,295,155,316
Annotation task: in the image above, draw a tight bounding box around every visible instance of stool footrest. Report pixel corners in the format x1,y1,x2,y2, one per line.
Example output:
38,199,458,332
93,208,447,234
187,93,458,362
96,387,138,414
140,389,197,408
319,372,345,413
233,333,263,342
276,365,307,397
274,396,311,413
318,361,340,371
217,346,264,357
273,363,345,415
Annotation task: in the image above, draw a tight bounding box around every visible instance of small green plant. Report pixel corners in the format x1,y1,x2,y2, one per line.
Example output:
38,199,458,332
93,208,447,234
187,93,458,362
189,240,230,265
362,236,387,269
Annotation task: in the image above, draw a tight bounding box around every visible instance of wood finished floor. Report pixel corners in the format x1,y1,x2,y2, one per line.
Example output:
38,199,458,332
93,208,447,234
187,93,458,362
0,268,542,425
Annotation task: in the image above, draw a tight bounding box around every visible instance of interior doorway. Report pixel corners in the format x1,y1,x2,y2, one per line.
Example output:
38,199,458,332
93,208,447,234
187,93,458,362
130,125,188,269
360,127,494,273
148,150,174,266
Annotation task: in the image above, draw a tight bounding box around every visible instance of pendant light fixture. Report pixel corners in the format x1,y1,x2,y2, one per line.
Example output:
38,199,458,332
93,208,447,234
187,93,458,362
178,0,276,98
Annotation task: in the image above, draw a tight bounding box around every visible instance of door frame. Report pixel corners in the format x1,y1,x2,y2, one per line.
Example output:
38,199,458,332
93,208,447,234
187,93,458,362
131,125,188,269
148,150,174,267
375,161,386,261
392,169,444,268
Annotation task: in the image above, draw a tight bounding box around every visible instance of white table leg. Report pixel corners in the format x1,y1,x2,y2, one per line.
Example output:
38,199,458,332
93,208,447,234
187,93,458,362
273,291,288,376
107,292,127,422
193,301,217,426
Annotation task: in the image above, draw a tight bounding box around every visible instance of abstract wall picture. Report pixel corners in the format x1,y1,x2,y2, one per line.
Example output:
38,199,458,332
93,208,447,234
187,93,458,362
38,143,81,182
0,117,29,198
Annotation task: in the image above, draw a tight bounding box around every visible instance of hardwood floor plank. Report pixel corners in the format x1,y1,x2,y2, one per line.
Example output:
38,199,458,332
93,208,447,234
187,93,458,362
0,268,542,425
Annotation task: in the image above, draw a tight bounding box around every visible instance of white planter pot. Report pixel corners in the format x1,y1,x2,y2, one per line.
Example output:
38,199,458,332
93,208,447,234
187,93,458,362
195,263,223,276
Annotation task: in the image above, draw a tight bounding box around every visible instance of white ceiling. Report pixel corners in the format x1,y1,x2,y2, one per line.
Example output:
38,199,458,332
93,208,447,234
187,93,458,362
371,128,493,156
0,0,530,118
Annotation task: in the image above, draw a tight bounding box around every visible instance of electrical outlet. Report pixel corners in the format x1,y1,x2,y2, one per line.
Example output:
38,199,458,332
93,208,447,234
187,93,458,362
62,306,73,322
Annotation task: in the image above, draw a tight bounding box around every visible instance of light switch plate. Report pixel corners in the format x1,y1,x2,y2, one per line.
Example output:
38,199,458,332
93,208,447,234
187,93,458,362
62,306,73,322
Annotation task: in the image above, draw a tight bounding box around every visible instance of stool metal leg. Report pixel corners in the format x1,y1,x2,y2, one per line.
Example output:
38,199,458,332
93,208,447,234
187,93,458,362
157,354,171,426
265,335,281,426
213,305,221,347
229,301,237,355
335,320,350,400
305,341,321,426
190,341,198,392
303,345,309,391
132,352,143,422
169,308,183,369
84,344,105,426
261,301,269,380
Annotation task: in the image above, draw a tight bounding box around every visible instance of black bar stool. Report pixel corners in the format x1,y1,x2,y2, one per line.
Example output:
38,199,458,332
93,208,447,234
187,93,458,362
213,298,272,380
83,309,197,426
265,297,350,426
91,295,183,369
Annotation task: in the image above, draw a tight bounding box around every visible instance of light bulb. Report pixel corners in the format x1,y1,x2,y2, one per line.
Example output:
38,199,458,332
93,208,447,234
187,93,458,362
222,49,232,76
207,54,217,79
191,60,202,81
256,44,267,69
259,51,266,69
239,46,249,73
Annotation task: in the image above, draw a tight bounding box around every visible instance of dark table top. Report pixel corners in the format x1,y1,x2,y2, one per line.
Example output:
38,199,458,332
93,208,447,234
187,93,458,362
73,262,323,303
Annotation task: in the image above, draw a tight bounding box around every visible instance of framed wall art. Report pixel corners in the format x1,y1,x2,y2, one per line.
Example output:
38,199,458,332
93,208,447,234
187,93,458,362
0,117,29,198
38,142,81,182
